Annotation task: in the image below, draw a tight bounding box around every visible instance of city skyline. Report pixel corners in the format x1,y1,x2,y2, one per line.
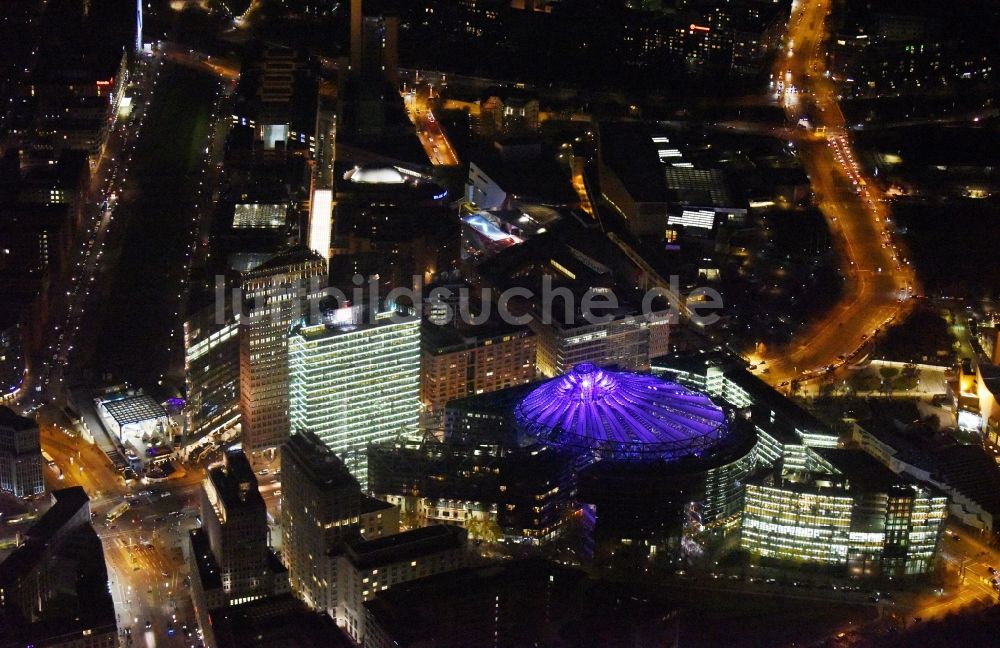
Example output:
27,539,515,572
0,0,997,647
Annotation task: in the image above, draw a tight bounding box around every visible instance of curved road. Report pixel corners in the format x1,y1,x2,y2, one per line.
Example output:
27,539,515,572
756,0,918,386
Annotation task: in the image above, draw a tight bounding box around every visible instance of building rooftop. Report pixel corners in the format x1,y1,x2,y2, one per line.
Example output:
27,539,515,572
815,448,904,493
210,594,353,648
283,431,360,490
344,164,406,185
469,143,578,208
421,318,532,356
0,487,89,586
291,306,418,342
515,364,729,462
598,121,670,203
480,86,539,104
364,558,678,648
926,445,1000,516
664,167,733,207
0,487,114,646
207,450,265,514
346,524,466,570
247,246,325,276
189,527,224,590
100,394,166,428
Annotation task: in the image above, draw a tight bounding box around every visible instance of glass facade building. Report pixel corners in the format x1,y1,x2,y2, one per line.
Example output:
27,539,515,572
184,301,240,442
741,449,948,576
288,306,420,487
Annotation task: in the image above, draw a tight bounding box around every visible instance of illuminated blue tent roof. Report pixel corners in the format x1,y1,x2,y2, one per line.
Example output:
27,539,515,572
514,364,728,461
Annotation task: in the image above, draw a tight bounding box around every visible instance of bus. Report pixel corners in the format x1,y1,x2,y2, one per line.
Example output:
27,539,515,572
42,451,56,467
106,502,130,523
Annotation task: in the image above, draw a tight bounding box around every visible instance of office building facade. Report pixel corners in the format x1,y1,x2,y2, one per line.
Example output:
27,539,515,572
288,304,420,487
239,248,328,452
741,449,947,577
533,312,669,378
184,301,240,442
419,322,536,413
281,431,399,616
0,406,44,499
198,450,287,601
339,525,468,641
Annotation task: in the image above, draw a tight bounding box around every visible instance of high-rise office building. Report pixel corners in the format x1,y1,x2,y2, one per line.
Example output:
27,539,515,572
184,300,240,442
196,450,286,602
281,431,399,617
288,303,420,487
313,104,337,190
349,0,399,84
0,406,43,499
239,248,328,452
0,317,25,403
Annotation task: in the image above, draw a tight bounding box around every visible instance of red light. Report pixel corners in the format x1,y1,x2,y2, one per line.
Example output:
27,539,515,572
690,24,710,32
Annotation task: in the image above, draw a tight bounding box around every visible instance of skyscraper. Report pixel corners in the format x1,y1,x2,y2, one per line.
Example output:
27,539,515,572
239,248,328,452
184,299,240,443
198,450,285,600
349,0,399,84
288,303,420,487
281,431,398,616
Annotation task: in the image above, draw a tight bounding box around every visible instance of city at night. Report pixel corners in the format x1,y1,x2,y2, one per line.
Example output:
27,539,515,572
0,0,997,646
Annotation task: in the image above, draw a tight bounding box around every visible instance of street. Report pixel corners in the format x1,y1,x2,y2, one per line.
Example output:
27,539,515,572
755,0,917,387
403,85,460,167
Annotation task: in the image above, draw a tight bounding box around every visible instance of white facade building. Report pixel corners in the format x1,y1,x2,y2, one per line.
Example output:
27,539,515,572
288,305,420,487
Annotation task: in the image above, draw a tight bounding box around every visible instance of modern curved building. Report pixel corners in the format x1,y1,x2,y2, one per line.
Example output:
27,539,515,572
514,364,729,462
514,364,757,552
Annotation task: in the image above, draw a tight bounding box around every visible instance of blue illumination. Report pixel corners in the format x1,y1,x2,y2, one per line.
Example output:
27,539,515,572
515,364,728,461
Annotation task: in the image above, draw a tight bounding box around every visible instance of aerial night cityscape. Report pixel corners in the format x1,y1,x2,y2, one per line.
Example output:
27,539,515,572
0,1,997,647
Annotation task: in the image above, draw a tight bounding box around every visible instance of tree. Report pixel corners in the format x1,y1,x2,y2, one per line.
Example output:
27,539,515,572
848,370,880,393
465,516,502,544
400,509,422,531
879,366,900,380
893,373,919,391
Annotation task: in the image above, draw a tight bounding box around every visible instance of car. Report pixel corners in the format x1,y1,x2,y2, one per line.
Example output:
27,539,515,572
989,567,997,575
258,469,269,476
145,620,153,630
